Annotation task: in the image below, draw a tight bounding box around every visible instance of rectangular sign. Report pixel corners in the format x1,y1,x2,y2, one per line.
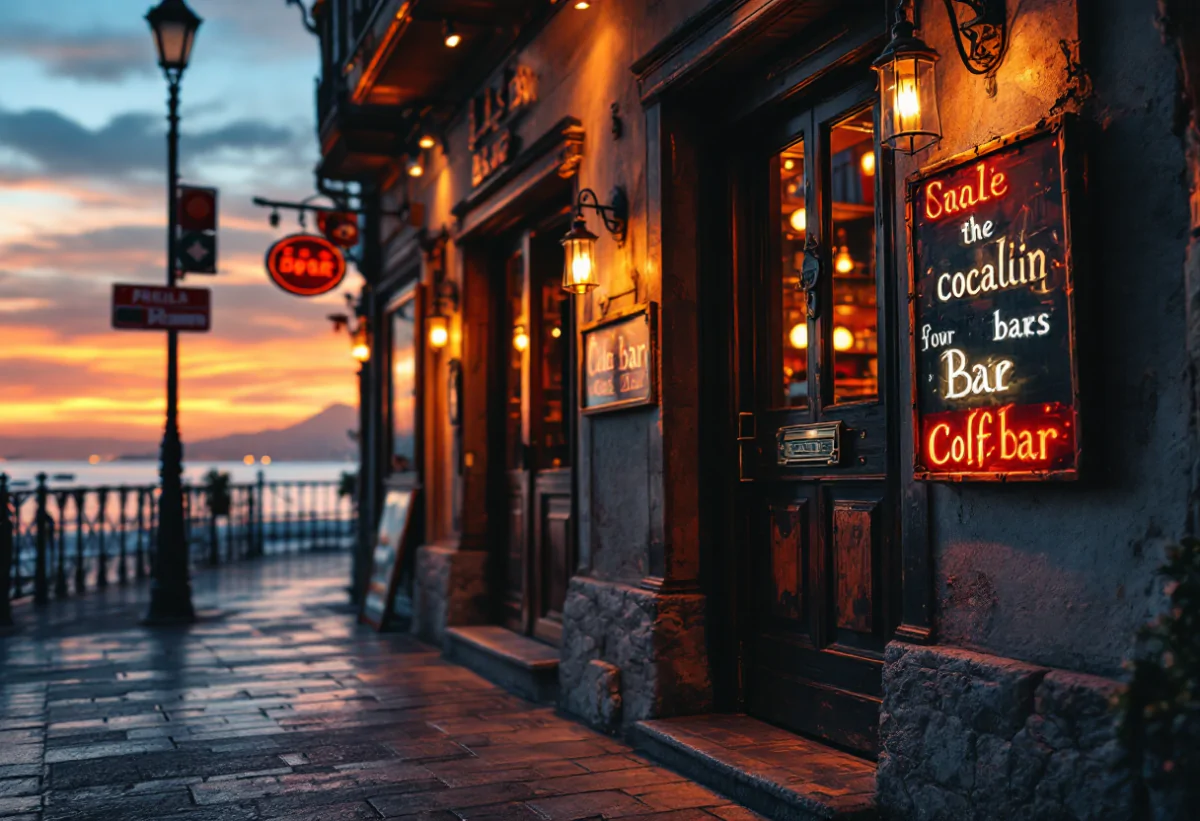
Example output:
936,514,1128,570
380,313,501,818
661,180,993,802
111,284,211,332
580,302,657,414
361,488,417,631
908,120,1081,480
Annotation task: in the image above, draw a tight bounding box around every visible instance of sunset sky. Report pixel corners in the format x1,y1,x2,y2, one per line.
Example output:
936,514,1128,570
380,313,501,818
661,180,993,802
0,0,361,442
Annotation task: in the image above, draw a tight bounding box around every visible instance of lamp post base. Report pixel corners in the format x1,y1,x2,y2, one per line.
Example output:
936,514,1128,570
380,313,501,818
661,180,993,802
142,580,196,624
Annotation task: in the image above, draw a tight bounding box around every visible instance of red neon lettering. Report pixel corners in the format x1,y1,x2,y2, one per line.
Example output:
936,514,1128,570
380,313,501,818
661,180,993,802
922,404,1071,473
923,163,1009,222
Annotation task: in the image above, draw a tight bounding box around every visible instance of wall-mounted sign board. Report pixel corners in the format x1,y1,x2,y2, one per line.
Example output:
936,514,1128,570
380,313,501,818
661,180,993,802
360,488,419,631
580,302,657,415
908,119,1081,481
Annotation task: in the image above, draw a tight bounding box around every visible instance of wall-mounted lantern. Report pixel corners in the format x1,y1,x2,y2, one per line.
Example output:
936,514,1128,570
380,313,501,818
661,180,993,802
329,294,371,364
873,0,1007,155
350,324,372,362
427,314,449,350
512,324,529,352
561,187,627,295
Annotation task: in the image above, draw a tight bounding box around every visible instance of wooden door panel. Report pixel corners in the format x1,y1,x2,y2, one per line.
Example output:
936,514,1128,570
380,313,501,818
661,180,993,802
533,467,572,647
504,473,527,629
832,498,877,634
747,669,882,755
769,501,806,621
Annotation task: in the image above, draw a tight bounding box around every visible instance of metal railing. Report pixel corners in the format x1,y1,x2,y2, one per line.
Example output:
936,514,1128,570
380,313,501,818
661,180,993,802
0,472,355,624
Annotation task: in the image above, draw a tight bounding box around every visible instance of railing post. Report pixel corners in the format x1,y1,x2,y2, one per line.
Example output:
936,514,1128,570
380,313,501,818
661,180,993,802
208,489,219,567
283,483,292,554
34,473,49,605
96,488,108,589
136,489,146,579
118,487,129,585
74,489,85,593
256,472,265,557
1,474,13,626
54,492,68,598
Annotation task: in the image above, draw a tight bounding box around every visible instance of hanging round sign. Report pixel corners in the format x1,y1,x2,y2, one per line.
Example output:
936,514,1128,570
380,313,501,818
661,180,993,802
265,233,347,297
317,210,360,248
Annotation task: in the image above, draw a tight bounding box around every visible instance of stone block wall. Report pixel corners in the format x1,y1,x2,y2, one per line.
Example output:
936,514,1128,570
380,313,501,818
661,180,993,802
878,642,1131,821
559,576,711,732
411,545,488,646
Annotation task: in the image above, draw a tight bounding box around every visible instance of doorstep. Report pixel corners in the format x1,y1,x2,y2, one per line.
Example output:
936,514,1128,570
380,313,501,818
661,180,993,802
443,625,559,704
634,714,877,821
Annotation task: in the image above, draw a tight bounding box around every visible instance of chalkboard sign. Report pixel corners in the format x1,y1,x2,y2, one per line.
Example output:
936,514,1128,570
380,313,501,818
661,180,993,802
580,302,657,414
908,120,1081,481
360,488,418,630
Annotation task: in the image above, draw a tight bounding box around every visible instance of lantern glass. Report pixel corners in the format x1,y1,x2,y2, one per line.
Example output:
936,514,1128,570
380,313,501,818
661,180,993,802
877,53,941,155
561,216,599,295
146,0,202,73
427,314,449,349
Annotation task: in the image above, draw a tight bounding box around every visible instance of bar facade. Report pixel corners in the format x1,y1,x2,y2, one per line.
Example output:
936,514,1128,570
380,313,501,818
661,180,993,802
312,0,1198,816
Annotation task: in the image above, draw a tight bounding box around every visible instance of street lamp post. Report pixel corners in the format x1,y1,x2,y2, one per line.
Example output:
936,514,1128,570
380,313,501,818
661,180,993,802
143,0,202,624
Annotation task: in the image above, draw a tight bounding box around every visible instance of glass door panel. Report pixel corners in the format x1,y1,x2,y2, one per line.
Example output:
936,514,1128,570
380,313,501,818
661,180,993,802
778,138,809,409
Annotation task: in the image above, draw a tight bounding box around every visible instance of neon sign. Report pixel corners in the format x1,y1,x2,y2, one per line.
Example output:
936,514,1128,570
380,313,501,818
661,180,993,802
264,234,347,297
909,121,1081,480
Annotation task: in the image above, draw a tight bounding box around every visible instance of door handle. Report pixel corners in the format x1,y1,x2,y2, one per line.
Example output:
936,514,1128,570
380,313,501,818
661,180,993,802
799,234,822,320
737,412,755,483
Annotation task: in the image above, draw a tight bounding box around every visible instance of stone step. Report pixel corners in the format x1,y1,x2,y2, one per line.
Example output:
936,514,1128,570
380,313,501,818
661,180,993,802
443,625,559,704
633,714,877,821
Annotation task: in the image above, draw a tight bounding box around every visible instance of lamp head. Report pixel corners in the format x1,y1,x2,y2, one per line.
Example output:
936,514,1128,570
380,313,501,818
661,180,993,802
146,0,202,77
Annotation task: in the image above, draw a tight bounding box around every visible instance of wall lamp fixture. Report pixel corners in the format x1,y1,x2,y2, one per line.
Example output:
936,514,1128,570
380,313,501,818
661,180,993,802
329,295,371,363
873,0,1008,154
560,187,628,295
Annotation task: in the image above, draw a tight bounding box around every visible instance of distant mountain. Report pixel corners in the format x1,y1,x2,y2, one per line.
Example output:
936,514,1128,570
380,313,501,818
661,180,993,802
189,403,357,461
0,404,358,462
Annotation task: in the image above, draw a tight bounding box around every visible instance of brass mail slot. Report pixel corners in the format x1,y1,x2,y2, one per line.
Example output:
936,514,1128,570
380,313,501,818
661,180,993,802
777,421,843,466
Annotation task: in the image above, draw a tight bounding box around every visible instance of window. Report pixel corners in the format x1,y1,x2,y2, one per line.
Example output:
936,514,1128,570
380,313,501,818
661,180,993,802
390,291,418,478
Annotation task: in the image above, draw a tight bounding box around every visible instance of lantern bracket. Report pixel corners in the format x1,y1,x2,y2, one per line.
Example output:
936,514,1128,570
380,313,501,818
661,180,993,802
576,187,627,245
942,0,1007,76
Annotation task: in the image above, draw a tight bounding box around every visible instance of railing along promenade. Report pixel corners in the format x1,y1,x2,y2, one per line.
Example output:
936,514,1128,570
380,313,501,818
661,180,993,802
0,471,354,624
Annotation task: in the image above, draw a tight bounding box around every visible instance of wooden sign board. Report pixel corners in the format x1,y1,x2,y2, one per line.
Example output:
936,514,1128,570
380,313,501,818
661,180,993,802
580,302,657,414
908,119,1081,481
360,488,418,630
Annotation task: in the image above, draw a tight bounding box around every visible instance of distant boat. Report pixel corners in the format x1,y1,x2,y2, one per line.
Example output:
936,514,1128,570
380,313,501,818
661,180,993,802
52,473,76,482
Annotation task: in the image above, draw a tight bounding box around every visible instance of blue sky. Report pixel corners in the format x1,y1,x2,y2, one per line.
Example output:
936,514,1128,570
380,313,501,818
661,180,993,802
0,0,362,441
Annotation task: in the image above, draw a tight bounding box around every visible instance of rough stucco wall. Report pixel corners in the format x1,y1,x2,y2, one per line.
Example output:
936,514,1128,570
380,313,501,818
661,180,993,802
897,0,1189,676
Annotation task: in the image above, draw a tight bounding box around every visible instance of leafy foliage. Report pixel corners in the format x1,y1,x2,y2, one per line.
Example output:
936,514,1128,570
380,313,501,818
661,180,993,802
203,469,232,517
338,471,357,501
1117,537,1200,809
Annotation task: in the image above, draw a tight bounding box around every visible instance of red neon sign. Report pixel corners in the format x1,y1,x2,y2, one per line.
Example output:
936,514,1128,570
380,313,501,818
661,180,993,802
919,403,1076,475
265,234,347,297
923,162,1009,221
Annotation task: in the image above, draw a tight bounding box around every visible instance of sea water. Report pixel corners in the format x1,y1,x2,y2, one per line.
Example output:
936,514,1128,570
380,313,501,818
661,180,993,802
0,460,354,489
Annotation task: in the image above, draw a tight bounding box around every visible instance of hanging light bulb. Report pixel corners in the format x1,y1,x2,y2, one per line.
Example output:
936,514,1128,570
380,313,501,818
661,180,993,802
783,158,795,171
789,207,807,234
860,151,876,176
789,322,808,350
407,158,424,177
513,324,529,352
442,20,461,48
835,246,855,274
350,325,371,362
574,0,591,9
550,326,562,339
833,326,855,352
418,135,436,150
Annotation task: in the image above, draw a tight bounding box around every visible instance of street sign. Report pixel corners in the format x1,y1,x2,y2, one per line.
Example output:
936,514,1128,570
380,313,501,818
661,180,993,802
317,210,360,248
178,186,217,231
177,231,217,274
265,233,347,296
112,284,211,332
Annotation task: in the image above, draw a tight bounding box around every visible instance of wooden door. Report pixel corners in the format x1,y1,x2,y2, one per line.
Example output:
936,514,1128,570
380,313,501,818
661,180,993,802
497,229,574,642
737,82,900,757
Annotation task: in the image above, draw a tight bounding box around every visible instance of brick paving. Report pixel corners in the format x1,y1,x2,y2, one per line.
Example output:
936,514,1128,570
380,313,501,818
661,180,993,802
0,554,761,821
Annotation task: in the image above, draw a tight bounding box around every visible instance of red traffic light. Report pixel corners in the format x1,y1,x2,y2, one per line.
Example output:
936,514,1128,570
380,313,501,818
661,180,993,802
178,185,217,232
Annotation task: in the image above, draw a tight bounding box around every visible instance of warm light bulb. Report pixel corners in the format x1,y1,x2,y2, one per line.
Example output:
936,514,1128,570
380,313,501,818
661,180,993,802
860,151,876,176
429,324,449,349
551,326,562,339
896,77,921,121
418,135,436,150
351,343,371,362
783,158,795,171
513,327,529,352
574,0,590,8
407,160,424,177
789,322,808,350
835,247,855,274
789,208,807,233
833,326,855,352
571,252,593,284
444,32,461,47
261,456,272,466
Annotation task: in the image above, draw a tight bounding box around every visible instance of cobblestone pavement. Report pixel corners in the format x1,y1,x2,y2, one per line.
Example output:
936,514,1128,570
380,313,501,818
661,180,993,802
0,554,761,821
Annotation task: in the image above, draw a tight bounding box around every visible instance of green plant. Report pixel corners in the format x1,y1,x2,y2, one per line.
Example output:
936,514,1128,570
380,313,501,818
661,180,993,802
1117,537,1200,812
338,471,358,501
204,469,232,517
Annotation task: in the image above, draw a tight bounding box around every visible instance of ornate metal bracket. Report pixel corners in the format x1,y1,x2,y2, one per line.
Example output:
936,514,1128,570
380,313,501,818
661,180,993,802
599,268,641,317
284,0,318,35
576,187,628,245
942,0,1007,75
